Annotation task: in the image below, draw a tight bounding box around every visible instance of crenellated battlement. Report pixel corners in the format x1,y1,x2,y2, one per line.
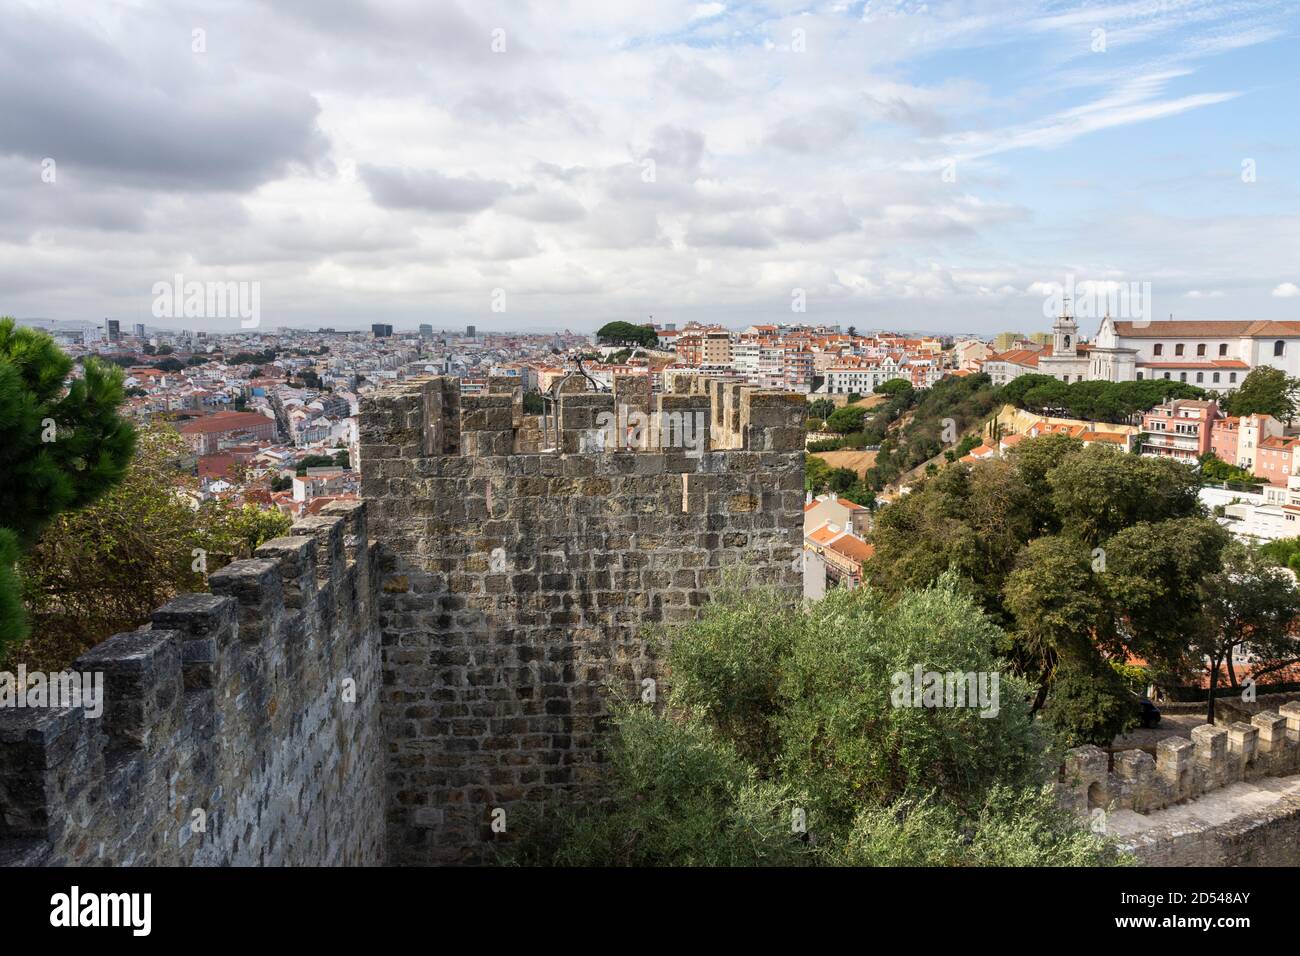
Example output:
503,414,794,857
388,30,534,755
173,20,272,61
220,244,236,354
360,374,807,459
1059,705,1300,818
0,501,385,867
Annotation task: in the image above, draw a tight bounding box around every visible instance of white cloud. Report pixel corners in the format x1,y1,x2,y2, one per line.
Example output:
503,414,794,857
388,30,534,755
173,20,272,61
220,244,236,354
0,0,1297,333
1273,283,1300,298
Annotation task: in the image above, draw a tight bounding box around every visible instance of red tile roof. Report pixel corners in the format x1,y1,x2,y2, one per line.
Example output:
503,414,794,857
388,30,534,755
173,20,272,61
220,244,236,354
1115,320,1300,337
178,411,275,435
827,535,874,563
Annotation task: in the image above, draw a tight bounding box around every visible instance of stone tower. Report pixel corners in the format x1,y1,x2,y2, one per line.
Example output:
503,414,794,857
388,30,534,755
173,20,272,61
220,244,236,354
1053,307,1078,358
360,374,806,864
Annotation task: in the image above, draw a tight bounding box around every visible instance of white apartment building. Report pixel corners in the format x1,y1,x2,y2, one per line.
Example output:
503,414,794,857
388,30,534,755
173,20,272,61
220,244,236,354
824,356,909,394
732,340,760,376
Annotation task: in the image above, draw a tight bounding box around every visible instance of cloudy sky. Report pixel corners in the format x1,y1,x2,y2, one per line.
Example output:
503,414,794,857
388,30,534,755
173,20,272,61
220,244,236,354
2,0,1299,336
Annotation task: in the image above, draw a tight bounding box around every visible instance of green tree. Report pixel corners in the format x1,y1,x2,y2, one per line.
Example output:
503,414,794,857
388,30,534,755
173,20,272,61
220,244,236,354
1226,366,1298,422
1198,451,1256,484
1047,445,1200,547
873,379,912,397
1195,543,1300,723
825,404,868,433
804,453,831,492
1002,535,1108,717
864,373,999,489
502,578,1127,866
870,435,1237,745
0,318,136,653
774,581,1044,826
498,704,813,867
13,423,289,670
595,321,658,349
827,466,857,493
832,785,1125,866
1001,373,1206,423
296,453,337,475
807,398,834,420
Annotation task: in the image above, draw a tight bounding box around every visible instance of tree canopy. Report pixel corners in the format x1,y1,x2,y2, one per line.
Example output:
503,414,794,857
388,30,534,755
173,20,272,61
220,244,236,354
1195,543,1300,722
1,318,136,652
500,578,1126,866
595,321,658,349
12,423,290,670
1001,374,1206,423
867,436,1233,742
1225,366,1299,422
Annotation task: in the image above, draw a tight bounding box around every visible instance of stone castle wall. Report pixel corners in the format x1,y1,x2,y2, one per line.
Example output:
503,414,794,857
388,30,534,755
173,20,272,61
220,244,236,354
1060,706,1300,865
0,501,385,866
1059,705,1300,817
361,376,806,864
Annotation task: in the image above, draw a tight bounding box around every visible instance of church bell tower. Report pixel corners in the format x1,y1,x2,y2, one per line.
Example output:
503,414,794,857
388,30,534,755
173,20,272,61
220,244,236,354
1053,304,1078,358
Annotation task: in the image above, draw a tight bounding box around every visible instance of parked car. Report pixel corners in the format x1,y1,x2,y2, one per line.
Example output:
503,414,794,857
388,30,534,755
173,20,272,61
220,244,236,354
1139,696,1161,729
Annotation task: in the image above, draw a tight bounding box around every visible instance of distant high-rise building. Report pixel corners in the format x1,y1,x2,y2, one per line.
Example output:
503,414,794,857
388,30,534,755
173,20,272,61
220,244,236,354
372,323,393,338
419,324,434,339
994,332,1024,351
133,323,146,338
106,319,121,341
466,325,476,339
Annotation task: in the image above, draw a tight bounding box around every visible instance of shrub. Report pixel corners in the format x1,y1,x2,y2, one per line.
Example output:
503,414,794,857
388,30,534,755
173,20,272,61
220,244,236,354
496,706,814,867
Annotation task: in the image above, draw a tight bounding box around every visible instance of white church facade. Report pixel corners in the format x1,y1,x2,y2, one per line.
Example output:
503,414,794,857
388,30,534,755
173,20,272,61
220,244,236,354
987,315,1300,394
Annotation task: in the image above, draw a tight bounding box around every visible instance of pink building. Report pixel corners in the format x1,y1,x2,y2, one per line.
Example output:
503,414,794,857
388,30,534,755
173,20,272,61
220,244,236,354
1211,416,1239,465
1211,413,1283,471
1140,399,1220,463
1254,435,1300,486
